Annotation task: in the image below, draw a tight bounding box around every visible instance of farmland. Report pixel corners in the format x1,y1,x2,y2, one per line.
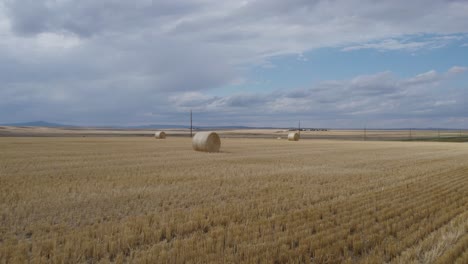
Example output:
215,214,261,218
1,136,467,263
1,126,467,142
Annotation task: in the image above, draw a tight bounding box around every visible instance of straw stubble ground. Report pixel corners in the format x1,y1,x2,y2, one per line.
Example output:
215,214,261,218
0,137,467,263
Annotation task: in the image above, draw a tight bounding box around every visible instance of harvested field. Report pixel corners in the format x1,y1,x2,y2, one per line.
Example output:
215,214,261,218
1,126,467,142
0,137,467,263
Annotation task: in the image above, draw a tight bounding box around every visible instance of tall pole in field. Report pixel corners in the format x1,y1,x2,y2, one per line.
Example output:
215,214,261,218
190,110,193,138
438,129,440,139
364,126,367,141
298,120,301,136
409,128,412,140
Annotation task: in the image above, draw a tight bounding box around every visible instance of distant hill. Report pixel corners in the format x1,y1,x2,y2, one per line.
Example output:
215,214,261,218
0,121,74,127
0,121,269,130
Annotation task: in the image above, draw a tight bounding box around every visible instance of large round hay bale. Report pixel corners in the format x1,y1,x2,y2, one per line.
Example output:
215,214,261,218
288,132,300,141
192,132,221,152
154,131,166,139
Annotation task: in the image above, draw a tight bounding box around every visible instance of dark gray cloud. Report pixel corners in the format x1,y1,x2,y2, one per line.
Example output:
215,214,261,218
223,94,271,107
4,0,203,36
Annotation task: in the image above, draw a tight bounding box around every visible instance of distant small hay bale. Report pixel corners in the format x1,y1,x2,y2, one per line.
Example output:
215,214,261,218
154,131,166,139
277,137,282,140
288,132,300,141
192,131,221,152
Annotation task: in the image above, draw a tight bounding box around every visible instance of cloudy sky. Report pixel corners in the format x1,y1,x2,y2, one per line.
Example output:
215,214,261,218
1,0,467,128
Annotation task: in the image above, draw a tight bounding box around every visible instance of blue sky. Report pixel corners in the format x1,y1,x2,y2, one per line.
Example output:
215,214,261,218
0,0,467,128
216,34,468,95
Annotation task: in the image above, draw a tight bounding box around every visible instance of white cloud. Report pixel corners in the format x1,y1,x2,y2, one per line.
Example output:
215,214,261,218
434,100,456,106
447,66,468,75
0,0,468,126
402,70,440,86
35,32,82,50
341,37,455,52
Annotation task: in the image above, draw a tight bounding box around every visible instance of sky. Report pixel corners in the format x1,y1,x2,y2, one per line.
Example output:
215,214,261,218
0,0,467,128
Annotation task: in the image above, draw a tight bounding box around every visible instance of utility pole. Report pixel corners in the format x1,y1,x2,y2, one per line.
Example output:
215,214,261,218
190,110,193,138
364,126,367,141
298,120,301,136
409,128,412,140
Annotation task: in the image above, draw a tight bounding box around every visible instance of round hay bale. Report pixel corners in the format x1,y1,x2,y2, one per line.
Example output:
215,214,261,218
192,131,221,152
277,137,282,140
288,132,300,141
154,131,166,139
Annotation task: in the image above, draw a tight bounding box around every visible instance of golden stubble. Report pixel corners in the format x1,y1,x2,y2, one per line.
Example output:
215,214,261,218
0,137,467,263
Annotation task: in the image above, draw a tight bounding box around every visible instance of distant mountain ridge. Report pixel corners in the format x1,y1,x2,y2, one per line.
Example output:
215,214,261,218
0,121,75,127
0,121,267,129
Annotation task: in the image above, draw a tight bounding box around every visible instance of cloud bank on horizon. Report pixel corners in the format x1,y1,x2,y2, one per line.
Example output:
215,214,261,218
0,0,467,128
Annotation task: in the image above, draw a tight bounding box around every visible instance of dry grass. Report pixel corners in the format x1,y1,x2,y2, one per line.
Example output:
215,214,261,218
0,137,467,263
1,126,467,142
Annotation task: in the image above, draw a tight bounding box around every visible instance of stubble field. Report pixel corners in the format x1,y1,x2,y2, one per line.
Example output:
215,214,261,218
0,137,467,263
